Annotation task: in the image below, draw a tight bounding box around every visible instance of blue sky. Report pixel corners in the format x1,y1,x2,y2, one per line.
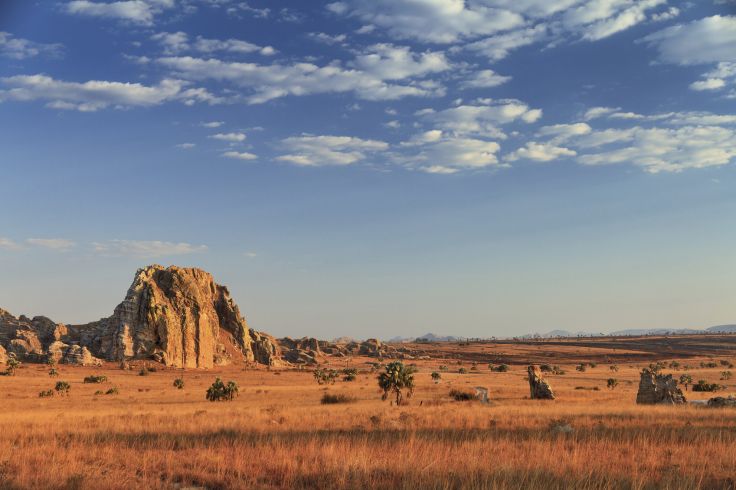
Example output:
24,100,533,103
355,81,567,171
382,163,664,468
1,0,735,339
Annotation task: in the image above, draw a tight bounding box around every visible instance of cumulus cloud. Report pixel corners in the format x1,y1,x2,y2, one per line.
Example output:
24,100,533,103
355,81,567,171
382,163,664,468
419,99,542,137
399,132,503,174
92,239,208,257
156,43,450,104
0,32,63,59
65,0,175,25
506,142,576,162
459,69,512,89
464,24,547,61
26,238,76,251
276,135,388,166
209,132,246,142
152,31,276,56
327,0,524,43
0,74,215,111
525,109,736,173
222,150,257,160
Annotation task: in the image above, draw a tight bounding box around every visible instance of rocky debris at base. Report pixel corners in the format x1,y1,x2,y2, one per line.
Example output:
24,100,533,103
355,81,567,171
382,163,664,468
636,368,686,405
528,365,555,400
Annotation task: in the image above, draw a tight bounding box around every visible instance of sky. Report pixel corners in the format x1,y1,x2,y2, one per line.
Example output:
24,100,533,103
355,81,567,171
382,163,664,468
0,0,735,340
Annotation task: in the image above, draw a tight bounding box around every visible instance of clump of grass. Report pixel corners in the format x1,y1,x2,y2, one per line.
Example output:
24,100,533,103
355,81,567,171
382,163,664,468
342,368,358,382
48,368,59,377
173,378,185,389
320,393,356,404
38,390,54,398
83,375,108,384
313,369,339,385
105,387,119,395
449,389,476,401
54,381,71,396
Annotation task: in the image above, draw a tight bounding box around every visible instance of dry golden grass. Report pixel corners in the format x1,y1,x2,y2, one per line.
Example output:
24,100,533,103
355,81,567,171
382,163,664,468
1,342,735,489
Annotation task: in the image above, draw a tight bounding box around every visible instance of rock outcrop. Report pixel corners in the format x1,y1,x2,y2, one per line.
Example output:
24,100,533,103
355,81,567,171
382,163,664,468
636,368,686,405
0,265,283,368
528,365,555,400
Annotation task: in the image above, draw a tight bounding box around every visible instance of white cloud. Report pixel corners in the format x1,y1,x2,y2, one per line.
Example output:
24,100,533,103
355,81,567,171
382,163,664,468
328,0,524,43
506,142,576,162
420,99,542,137
308,32,348,45
690,78,726,91
156,44,450,104
222,151,257,160
529,109,736,173
459,69,512,89
201,121,223,128
583,106,621,121
400,133,503,174
66,1,174,25
176,143,196,149
26,238,76,251
464,24,547,61
276,135,388,166
92,239,208,257
643,15,736,66
0,74,213,111
152,31,276,56
0,32,62,59
210,132,246,142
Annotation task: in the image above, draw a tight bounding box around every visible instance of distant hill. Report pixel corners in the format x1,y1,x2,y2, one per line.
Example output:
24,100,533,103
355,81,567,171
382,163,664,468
387,333,462,343
706,324,736,333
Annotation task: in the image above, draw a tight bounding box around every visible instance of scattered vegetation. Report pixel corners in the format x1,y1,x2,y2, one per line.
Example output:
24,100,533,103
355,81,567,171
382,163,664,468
5,357,20,376
489,364,509,373
105,387,119,395
458,367,467,374
576,364,586,372
606,378,619,390
720,371,732,381
692,380,726,392
313,369,339,385
38,390,54,398
431,371,441,383
679,374,693,391
173,378,185,389
206,378,239,402
83,375,108,384
342,368,358,382
48,368,59,377
609,365,619,372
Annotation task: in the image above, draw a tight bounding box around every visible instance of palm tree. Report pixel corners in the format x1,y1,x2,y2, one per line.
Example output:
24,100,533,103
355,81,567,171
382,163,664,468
378,361,416,405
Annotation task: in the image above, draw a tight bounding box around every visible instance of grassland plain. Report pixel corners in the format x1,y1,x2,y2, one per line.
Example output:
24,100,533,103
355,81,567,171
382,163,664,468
1,338,735,490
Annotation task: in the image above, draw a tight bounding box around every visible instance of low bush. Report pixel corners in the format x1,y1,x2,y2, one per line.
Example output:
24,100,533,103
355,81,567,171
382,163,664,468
692,380,726,392
320,393,356,404
449,389,476,401
206,378,239,401
55,381,71,395
173,378,185,389
38,390,54,398
105,387,119,395
342,368,358,382
83,375,108,384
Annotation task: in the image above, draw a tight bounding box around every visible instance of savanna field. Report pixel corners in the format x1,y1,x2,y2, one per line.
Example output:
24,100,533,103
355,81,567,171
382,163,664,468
1,337,736,490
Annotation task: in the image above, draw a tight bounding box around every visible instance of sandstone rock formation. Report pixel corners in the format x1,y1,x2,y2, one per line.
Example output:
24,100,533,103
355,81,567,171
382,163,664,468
0,265,283,368
636,368,686,405
528,365,555,400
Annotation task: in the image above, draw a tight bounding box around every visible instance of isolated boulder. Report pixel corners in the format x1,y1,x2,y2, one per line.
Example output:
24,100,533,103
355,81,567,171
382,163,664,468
636,368,686,405
528,365,555,400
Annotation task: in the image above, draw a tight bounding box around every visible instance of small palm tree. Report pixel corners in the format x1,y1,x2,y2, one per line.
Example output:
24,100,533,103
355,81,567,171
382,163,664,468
378,361,416,406
679,374,693,391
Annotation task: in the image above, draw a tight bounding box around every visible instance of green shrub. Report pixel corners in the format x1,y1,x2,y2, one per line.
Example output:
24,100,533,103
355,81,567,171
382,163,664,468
55,381,71,395
38,390,54,398
173,378,185,389
83,375,108,384
431,371,441,383
607,378,619,389
720,371,732,381
49,368,59,377
342,368,358,382
5,357,20,376
458,367,468,374
576,364,586,372
105,387,119,395
313,369,339,385
206,378,239,401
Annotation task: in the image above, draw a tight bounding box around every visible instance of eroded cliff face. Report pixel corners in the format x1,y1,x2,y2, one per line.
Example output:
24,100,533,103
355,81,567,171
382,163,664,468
0,265,283,368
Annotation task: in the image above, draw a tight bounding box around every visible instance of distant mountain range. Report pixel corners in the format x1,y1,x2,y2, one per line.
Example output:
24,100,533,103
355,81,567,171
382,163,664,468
381,325,736,343
520,324,736,338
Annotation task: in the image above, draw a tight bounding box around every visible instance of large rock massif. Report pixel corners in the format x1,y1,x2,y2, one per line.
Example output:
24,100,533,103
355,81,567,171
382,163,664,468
0,265,283,368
